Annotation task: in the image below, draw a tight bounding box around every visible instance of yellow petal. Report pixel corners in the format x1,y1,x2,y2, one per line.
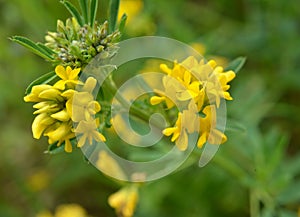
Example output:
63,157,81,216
24,85,52,102
183,71,191,84
55,65,67,80
171,129,180,142
208,60,217,68
53,80,66,90
87,101,101,114
176,90,193,101
175,130,188,151
64,139,73,153
225,70,236,82
32,113,51,139
39,89,63,101
163,127,176,136
82,77,97,93
197,132,207,148
61,89,75,99
45,123,71,143
150,96,165,105
51,109,70,122
77,134,87,147
160,64,172,74
93,131,106,142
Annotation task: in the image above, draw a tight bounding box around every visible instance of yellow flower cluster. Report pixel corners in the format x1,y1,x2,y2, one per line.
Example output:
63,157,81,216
151,56,235,150
24,65,105,152
108,185,139,217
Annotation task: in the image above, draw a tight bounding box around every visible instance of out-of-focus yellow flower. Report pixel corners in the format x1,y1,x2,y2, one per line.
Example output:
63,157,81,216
118,0,144,24
190,42,206,55
190,42,228,67
55,204,87,217
108,185,139,217
36,204,88,217
27,170,50,192
96,150,126,180
36,210,53,217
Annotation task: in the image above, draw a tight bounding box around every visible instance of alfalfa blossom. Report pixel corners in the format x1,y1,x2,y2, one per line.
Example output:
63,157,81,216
108,185,139,217
151,56,235,151
24,65,105,152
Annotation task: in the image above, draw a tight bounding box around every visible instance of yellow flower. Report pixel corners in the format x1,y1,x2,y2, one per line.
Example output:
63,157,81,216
24,84,53,102
44,122,75,152
108,185,139,217
53,65,82,90
27,170,50,192
152,56,234,150
151,56,235,109
197,105,227,148
63,77,100,122
150,75,185,109
36,211,53,217
118,0,143,24
74,118,106,147
36,204,88,217
55,204,87,217
24,64,105,152
190,42,206,55
163,101,199,151
96,150,127,180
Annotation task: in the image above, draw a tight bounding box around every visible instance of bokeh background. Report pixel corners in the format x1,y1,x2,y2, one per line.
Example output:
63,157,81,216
1,0,300,216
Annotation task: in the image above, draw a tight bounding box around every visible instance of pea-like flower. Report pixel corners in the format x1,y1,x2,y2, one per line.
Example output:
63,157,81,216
108,185,139,217
151,56,235,150
24,65,104,153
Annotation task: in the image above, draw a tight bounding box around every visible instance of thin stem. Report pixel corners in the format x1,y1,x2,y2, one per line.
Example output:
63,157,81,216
105,75,166,130
250,189,260,217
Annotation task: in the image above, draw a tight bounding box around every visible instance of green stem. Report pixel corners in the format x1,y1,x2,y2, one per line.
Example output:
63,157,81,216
250,189,260,217
105,75,166,130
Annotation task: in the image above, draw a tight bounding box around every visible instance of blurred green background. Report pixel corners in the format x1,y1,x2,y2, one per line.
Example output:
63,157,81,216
1,0,300,216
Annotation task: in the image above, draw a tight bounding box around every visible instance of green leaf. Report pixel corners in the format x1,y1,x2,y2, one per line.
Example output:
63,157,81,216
11,36,54,60
108,0,120,33
60,0,84,26
46,139,77,154
78,0,88,24
46,143,66,154
225,118,247,133
25,71,58,95
89,0,98,27
277,180,300,204
225,56,246,73
36,42,57,55
118,13,127,34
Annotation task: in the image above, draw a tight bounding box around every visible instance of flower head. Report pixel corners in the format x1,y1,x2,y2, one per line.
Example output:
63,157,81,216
24,65,104,153
151,56,235,150
108,185,139,217
53,65,82,90
45,18,120,68
36,204,88,217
